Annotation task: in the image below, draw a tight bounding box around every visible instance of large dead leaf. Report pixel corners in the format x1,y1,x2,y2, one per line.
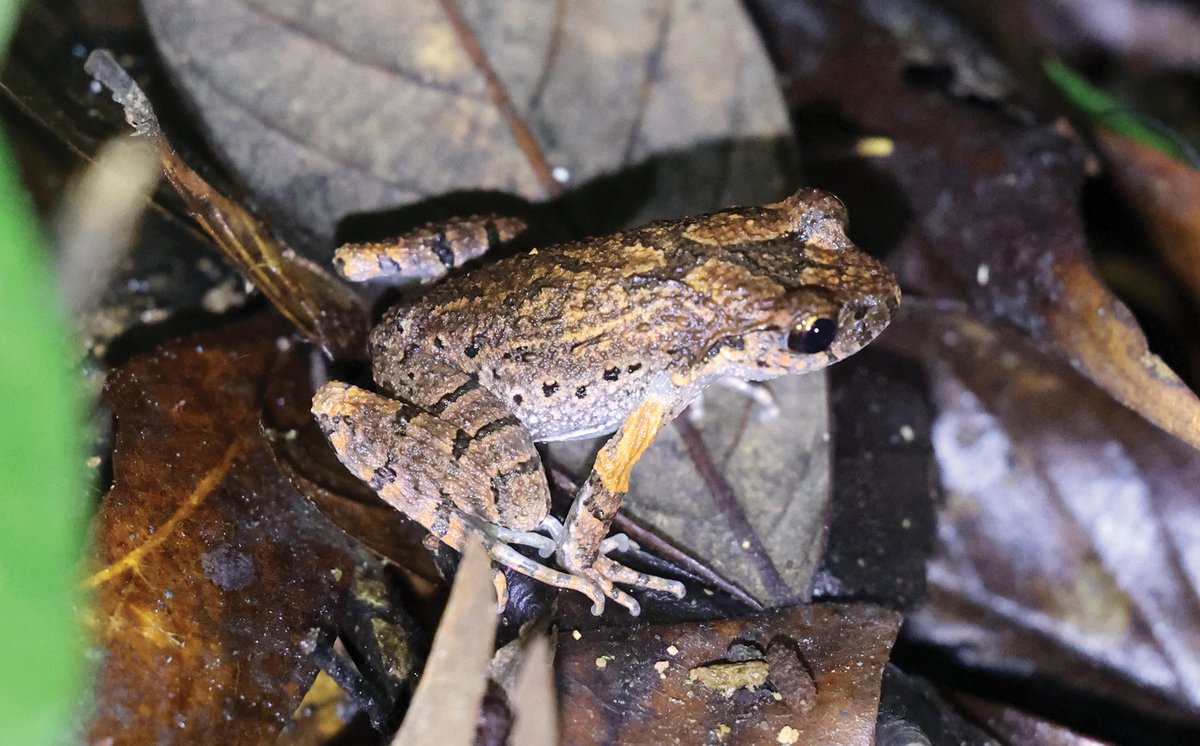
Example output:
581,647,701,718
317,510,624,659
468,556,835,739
887,305,1200,719
141,0,791,242
556,602,900,745
751,0,1200,453
85,316,372,743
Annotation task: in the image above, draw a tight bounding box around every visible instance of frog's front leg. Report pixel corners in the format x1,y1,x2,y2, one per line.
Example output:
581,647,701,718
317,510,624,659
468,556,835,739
556,396,688,614
334,214,526,284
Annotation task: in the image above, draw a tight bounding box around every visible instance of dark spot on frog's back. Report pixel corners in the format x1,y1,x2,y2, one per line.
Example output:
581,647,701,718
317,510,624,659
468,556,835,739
604,367,620,381
431,231,455,269
543,381,558,397
369,465,397,490
452,429,471,459
575,386,587,399
464,342,480,358
627,363,642,374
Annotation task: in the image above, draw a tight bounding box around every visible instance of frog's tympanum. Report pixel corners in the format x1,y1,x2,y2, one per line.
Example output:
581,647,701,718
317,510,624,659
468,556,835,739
312,189,899,615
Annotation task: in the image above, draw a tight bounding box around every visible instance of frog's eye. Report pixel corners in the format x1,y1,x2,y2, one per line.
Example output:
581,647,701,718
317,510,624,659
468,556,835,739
787,317,837,354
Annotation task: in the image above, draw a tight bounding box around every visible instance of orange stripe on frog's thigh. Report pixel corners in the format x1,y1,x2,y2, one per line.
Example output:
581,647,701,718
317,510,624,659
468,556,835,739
592,397,668,493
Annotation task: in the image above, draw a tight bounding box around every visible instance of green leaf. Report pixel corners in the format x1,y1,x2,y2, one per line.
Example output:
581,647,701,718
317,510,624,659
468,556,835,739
1044,59,1191,161
0,1,89,741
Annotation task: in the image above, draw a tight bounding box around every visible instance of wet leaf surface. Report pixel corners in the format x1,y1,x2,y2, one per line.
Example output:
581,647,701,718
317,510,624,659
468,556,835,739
140,0,792,243
888,305,1200,723
751,0,1200,453
86,315,376,744
556,602,900,745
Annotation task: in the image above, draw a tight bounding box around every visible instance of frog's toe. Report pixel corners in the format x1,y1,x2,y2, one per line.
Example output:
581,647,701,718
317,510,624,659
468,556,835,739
595,556,687,600
599,532,638,554
476,520,558,558
577,568,640,616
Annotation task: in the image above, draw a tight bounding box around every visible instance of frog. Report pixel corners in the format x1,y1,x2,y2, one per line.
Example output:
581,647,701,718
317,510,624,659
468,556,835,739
311,188,900,615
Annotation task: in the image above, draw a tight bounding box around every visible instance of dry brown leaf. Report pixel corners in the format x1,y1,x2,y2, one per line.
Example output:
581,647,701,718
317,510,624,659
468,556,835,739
1098,131,1200,307
140,0,791,241
84,50,369,359
86,316,366,743
391,540,497,746
506,634,558,746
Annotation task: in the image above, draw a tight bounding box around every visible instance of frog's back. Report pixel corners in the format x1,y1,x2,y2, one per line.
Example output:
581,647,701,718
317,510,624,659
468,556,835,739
372,226,720,441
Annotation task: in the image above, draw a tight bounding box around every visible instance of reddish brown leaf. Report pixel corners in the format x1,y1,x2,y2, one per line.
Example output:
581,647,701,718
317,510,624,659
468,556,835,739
86,316,364,744
556,603,900,745
1098,131,1200,308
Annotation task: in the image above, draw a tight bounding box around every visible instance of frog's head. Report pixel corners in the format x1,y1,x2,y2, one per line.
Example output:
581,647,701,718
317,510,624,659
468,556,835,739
698,189,900,380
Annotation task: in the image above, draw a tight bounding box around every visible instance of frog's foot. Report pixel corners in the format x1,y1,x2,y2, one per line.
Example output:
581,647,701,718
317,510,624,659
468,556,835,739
542,517,684,615
567,557,687,617
595,556,686,604
479,538,609,614
481,522,557,558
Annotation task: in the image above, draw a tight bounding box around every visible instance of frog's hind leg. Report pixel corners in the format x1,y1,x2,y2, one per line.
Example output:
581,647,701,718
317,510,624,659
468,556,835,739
334,214,527,284
420,504,630,615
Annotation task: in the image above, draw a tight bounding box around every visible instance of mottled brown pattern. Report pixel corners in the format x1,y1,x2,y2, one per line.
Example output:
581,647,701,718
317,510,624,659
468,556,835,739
316,188,899,614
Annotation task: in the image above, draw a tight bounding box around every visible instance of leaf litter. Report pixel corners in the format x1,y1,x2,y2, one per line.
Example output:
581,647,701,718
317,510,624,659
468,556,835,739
13,0,1199,742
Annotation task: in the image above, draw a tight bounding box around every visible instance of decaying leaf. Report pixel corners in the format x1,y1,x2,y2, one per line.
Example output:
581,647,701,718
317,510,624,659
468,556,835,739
556,603,900,745
955,694,1114,746
140,0,793,241
889,306,1200,717
1098,130,1200,308
753,0,1200,452
84,50,369,359
85,316,373,743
